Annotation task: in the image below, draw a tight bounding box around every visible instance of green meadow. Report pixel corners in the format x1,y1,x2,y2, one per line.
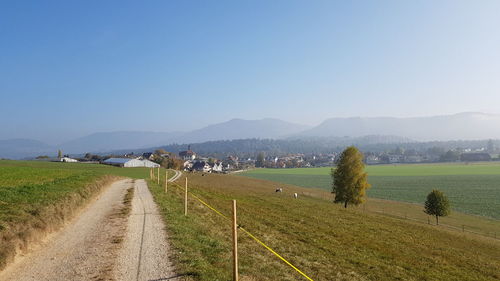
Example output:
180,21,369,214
149,173,500,281
241,163,500,219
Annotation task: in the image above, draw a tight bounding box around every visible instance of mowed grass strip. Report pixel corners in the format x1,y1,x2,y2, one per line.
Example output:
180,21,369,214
241,163,500,219
149,173,500,281
0,160,151,271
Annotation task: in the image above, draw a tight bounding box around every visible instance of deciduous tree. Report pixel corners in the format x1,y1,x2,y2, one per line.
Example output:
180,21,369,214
424,189,450,225
331,146,371,208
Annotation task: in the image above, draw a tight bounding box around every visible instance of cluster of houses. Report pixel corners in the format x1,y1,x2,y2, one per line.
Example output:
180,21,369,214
179,147,228,173
44,143,500,171
364,150,497,165
252,148,499,167
365,154,434,165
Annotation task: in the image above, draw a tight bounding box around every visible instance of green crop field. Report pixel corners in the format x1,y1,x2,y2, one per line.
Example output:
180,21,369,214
240,163,500,219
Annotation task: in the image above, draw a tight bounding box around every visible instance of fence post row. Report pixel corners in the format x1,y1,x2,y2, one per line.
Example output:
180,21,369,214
232,200,239,281
184,177,188,216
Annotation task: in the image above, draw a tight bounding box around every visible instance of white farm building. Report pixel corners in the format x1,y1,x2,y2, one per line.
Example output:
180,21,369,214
103,158,160,168
60,157,78,163
142,159,161,168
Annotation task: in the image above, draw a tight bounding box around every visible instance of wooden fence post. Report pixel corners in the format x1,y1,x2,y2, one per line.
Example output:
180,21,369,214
232,200,239,281
184,177,188,216
462,225,465,232
165,170,168,193
157,167,160,184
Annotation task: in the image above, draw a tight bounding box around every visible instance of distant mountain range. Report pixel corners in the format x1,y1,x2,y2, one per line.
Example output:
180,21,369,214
173,118,310,144
0,118,310,159
298,112,500,141
60,131,184,153
0,139,54,159
1,113,500,159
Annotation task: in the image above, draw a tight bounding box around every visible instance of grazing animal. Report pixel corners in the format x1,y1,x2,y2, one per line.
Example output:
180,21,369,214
275,187,283,193
293,193,298,199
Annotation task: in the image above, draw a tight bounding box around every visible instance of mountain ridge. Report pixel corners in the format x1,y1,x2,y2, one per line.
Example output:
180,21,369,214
297,112,500,141
2,113,500,159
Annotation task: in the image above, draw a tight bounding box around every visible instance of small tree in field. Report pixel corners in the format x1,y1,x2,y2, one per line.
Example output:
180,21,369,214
332,146,371,208
424,189,450,225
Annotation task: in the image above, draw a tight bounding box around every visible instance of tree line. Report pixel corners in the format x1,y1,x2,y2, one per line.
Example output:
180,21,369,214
148,137,499,159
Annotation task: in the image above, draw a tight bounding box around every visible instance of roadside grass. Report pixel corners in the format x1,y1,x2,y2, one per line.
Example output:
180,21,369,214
241,163,500,219
149,173,500,281
0,160,151,271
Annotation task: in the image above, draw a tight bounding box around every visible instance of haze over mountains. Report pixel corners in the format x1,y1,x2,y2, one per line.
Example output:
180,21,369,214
299,112,500,141
2,112,500,159
0,139,54,160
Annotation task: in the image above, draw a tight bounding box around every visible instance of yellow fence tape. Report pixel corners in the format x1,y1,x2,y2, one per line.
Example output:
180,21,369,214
166,179,315,281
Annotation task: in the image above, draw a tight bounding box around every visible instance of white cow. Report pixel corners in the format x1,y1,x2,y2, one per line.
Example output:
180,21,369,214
293,193,298,199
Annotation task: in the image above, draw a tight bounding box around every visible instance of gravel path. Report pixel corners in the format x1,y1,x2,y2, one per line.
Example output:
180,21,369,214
115,179,178,281
0,178,179,281
169,170,182,182
0,179,133,281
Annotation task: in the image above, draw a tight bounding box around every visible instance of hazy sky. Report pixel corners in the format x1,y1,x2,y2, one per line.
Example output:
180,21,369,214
1,0,500,144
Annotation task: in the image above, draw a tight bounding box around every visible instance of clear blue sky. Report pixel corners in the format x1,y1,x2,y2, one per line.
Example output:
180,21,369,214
1,0,499,144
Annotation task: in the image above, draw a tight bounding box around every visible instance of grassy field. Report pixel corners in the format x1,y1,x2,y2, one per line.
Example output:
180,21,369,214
149,173,500,281
0,160,157,271
240,163,500,219
2,160,500,280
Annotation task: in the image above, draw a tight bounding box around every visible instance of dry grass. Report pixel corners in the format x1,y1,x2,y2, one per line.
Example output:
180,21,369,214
120,186,135,217
149,173,500,281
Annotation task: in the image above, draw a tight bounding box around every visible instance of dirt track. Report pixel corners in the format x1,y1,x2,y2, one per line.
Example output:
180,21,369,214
116,179,179,281
0,178,178,281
